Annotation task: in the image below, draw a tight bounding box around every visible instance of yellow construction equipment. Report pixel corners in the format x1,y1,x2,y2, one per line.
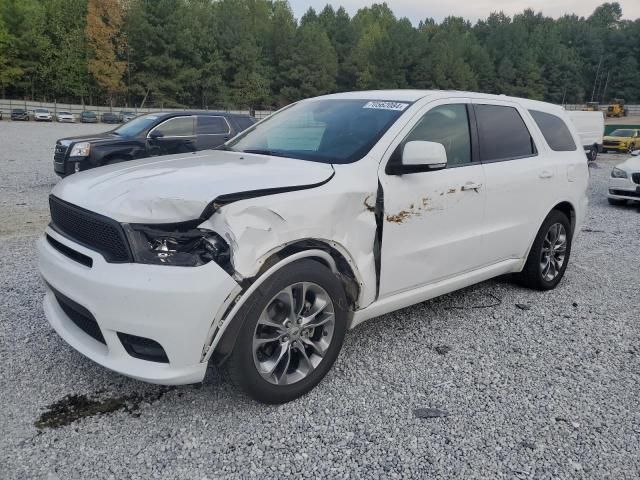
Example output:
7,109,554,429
606,98,627,118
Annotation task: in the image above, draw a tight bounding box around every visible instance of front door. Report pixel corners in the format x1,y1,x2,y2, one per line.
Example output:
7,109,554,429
147,116,196,156
378,99,488,297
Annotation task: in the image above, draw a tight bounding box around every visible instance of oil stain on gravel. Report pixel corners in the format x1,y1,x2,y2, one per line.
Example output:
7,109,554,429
35,386,175,429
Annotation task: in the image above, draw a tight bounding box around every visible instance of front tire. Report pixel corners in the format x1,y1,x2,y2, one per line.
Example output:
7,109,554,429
517,210,572,291
228,259,347,404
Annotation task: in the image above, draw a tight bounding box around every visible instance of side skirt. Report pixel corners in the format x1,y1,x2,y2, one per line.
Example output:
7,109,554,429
350,258,521,329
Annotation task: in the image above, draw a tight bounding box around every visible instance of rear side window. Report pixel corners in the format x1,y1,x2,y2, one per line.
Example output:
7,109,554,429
529,110,576,151
475,104,536,161
234,116,255,131
197,116,230,135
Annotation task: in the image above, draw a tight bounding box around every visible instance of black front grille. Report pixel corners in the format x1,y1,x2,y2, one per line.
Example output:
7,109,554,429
604,140,620,146
46,234,93,267
54,144,68,163
49,195,132,262
50,287,106,344
632,173,640,185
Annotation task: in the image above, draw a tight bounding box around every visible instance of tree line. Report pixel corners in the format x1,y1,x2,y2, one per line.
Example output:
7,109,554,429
0,0,639,109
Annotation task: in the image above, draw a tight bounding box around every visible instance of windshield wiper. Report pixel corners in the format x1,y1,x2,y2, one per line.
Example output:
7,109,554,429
216,144,234,151
242,148,289,158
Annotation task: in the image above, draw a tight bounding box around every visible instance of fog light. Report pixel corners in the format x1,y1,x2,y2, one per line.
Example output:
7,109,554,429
117,332,169,363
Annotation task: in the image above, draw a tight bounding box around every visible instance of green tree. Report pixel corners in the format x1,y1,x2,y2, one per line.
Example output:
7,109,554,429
280,23,338,102
0,16,22,98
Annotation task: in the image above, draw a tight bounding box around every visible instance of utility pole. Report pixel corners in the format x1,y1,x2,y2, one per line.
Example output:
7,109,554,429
600,71,610,103
591,55,603,102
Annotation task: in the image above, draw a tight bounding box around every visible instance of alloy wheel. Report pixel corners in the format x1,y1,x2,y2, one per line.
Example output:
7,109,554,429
540,223,567,281
252,282,335,386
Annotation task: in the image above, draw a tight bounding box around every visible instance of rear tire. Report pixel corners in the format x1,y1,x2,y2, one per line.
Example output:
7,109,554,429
228,259,347,404
608,198,626,206
517,210,572,291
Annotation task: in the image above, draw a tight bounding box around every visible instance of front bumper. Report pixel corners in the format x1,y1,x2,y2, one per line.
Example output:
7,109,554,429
603,144,629,152
608,176,640,201
37,228,238,384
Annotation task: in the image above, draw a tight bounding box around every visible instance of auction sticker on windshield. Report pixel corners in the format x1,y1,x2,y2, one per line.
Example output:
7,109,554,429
363,101,409,111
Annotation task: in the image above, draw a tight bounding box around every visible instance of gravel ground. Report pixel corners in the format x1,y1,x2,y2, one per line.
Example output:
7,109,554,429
1,121,639,479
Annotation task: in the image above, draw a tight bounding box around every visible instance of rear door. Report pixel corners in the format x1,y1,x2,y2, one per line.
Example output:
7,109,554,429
473,100,559,263
195,116,232,150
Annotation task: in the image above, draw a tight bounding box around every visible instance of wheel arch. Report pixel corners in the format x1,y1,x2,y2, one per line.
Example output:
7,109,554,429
520,200,577,271
551,201,576,234
204,241,363,367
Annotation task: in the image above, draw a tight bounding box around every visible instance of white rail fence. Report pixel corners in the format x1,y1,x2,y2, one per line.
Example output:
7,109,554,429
2,99,639,122
0,99,273,121
563,103,640,116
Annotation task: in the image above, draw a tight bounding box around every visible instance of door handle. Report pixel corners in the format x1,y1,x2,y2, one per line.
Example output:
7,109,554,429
461,182,482,192
539,170,553,179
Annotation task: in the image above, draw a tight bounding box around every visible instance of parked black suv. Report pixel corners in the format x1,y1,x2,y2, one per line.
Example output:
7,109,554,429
54,111,257,177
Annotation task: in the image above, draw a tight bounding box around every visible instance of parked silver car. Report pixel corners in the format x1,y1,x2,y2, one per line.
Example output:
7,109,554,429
56,111,75,123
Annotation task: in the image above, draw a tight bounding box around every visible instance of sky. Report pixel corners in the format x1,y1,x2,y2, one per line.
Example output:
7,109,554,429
288,0,640,24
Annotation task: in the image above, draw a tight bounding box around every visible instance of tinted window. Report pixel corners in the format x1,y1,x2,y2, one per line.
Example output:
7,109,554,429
197,116,229,135
609,129,635,137
403,104,471,165
475,104,536,161
153,116,194,137
529,110,576,151
235,116,256,131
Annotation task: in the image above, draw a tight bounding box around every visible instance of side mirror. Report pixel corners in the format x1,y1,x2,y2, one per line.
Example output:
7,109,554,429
631,150,640,157
149,130,164,139
401,141,447,170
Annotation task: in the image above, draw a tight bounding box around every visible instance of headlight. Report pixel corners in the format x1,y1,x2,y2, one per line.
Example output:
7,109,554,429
124,224,231,269
70,142,91,157
611,167,628,178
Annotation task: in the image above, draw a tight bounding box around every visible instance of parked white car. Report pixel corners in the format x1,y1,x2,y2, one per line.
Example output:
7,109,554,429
37,91,589,403
566,110,604,161
56,111,75,123
608,150,640,205
33,108,52,121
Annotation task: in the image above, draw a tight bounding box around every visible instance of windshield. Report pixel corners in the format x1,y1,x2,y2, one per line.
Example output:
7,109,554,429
59,111,71,115
226,99,411,164
35,108,48,113
83,112,96,117
609,129,634,137
113,114,159,137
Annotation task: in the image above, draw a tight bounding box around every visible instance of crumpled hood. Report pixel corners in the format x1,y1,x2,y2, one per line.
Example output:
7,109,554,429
51,151,334,223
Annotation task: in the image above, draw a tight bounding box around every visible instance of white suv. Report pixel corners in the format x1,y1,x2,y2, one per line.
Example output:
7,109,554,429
38,91,589,403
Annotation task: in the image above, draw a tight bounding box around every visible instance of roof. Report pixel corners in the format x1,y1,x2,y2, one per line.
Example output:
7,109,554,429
311,89,565,114
151,111,253,118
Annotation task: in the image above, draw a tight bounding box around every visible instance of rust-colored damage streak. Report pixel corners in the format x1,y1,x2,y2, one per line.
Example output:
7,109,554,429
386,196,436,223
363,194,376,213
